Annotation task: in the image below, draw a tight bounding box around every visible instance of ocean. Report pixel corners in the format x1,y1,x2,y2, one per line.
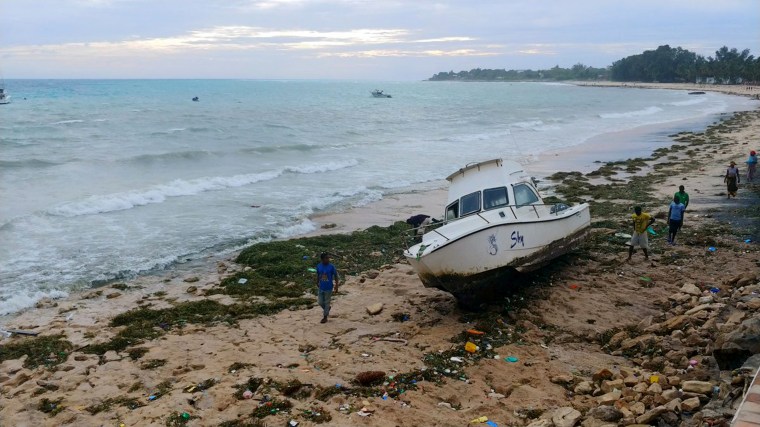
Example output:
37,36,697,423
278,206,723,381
1,79,757,315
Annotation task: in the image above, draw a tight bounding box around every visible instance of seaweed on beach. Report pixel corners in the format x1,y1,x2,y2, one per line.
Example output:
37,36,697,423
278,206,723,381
0,335,73,369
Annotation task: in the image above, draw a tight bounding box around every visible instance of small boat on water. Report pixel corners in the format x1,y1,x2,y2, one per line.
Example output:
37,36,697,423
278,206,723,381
371,89,392,98
688,91,706,95
404,159,591,308
0,88,10,105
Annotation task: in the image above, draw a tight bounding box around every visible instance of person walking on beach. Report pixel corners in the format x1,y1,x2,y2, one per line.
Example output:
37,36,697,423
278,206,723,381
675,185,690,210
725,161,741,198
667,195,686,245
746,151,757,182
628,206,655,261
316,253,340,324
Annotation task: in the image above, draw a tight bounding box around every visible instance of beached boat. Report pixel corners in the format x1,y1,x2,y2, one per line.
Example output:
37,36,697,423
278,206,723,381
371,89,392,98
0,88,10,105
404,159,590,307
688,91,706,95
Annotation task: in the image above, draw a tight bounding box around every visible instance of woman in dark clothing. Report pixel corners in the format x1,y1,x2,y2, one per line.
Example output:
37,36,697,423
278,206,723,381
725,161,740,198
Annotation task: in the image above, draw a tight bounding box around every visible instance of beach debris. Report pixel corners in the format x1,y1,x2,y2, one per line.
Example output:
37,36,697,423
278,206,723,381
183,277,199,283
504,356,519,363
464,342,478,353
568,284,581,290
355,371,386,386
438,402,455,410
466,329,485,336
391,312,411,322
366,303,384,315
450,357,464,363
646,226,657,235
106,292,122,299
237,278,248,284
307,268,317,273
372,336,408,345
614,232,632,239
708,246,717,252
485,422,498,427
470,416,489,423
287,421,299,427
186,286,197,294
710,287,720,293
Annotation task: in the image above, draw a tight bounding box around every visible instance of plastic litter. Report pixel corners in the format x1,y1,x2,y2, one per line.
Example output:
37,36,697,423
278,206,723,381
708,247,716,252
614,232,632,239
471,416,489,423
464,342,478,353
302,256,309,260
710,287,720,293
148,395,157,401
242,389,253,399
288,421,300,427
485,422,499,427
646,226,656,235
466,329,485,336
689,359,699,366
504,356,519,363
745,239,752,243
649,375,659,383
307,268,317,272
181,412,190,420
237,278,248,284
450,357,464,363
568,284,581,290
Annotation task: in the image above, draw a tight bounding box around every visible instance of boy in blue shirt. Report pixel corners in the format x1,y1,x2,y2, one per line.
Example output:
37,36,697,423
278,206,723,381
316,253,340,323
667,195,686,245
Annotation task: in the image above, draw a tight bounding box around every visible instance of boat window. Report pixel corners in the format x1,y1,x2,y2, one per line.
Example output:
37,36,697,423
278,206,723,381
513,184,540,207
483,187,509,210
446,201,459,220
460,191,481,216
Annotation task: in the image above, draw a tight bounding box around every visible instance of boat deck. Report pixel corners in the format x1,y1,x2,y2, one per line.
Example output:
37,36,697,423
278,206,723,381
733,368,760,426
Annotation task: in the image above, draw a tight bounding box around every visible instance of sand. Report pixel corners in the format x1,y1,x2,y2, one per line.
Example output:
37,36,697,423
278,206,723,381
1,85,759,427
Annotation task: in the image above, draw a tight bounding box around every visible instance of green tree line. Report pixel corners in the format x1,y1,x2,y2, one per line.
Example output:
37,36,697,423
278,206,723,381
429,63,609,82
610,45,759,83
428,45,759,84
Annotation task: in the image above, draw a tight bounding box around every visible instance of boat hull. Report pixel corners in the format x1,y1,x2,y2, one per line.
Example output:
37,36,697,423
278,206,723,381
405,206,590,295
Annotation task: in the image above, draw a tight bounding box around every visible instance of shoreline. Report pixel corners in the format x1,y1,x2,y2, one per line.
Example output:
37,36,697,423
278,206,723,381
573,81,760,99
1,93,759,426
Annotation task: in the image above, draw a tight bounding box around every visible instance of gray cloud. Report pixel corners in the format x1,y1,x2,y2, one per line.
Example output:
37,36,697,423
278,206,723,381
1,0,758,78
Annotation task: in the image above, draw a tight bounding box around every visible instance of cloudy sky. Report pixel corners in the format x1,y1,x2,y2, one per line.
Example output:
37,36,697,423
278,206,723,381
1,0,758,79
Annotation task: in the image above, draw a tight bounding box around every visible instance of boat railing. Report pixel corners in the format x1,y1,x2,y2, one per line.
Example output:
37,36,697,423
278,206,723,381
403,202,576,246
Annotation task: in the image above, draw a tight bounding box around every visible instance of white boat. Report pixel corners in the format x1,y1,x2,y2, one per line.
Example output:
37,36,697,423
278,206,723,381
404,159,590,307
0,88,10,105
371,89,392,98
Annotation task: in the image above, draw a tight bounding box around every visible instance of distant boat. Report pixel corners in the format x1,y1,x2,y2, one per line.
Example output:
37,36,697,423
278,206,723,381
371,89,392,98
192,96,199,102
688,91,706,95
0,88,10,105
404,159,590,309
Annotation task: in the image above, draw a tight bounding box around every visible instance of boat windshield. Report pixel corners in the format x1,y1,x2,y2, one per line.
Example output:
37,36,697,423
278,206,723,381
460,191,481,216
513,183,540,207
483,187,509,210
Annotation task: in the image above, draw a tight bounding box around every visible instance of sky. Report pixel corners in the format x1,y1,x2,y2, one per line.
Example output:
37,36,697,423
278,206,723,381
1,0,758,79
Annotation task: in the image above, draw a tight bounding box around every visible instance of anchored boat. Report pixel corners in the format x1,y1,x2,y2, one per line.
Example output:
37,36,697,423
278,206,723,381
404,159,590,307
371,89,392,98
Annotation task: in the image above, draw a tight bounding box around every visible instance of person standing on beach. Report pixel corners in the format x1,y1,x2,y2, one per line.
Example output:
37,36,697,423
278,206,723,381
746,151,757,182
667,195,686,245
675,185,690,210
316,253,340,324
628,206,655,261
725,161,741,198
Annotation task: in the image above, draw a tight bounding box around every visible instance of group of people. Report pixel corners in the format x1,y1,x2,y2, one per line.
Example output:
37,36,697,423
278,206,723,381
725,150,758,198
627,185,690,260
628,150,757,261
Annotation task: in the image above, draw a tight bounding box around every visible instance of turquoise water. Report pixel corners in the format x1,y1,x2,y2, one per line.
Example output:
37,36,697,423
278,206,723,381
0,79,757,314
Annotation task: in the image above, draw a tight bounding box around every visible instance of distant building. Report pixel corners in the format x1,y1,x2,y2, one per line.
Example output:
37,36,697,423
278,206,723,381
696,76,716,84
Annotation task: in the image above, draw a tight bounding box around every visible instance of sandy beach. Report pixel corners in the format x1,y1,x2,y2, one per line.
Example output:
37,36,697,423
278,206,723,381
1,87,760,427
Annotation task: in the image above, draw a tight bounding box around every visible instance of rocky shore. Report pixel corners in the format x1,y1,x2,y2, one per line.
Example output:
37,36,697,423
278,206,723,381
1,107,759,426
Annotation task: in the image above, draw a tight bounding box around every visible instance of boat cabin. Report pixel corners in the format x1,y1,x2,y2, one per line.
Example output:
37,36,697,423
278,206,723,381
444,159,543,221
